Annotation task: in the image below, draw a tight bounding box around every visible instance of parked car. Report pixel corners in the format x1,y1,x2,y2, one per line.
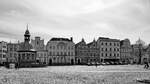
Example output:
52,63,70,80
114,62,119,65
101,62,106,65
105,62,110,65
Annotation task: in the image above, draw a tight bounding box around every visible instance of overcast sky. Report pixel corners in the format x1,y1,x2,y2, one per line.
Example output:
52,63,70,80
0,0,150,44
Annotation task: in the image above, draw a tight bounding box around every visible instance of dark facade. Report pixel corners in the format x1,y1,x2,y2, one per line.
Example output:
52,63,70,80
75,39,100,64
75,38,88,64
17,27,37,67
120,39,132,63
7,43,20,63
87,39,100,63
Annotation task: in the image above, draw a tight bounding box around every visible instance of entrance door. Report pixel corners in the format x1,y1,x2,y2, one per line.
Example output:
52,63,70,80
49,59,52,65
78,59,81,64
71,59,74,65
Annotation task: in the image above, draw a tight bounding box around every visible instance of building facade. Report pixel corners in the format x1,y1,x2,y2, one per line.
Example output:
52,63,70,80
31,37,45,51
17,27,37,67
46,37,75,65
75,38,88,64
0,41,7,65
146,44,150,63
97,37,120,63
131,38,145,64
7,43,20,63
31,37,48,65
36,50,48,64
120,39,132,63
87,39,100,63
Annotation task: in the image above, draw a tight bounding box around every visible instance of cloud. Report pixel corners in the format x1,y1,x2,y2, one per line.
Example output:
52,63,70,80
0,0,150,44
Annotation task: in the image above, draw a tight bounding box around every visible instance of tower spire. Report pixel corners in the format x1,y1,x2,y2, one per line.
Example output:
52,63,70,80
27,24,29,30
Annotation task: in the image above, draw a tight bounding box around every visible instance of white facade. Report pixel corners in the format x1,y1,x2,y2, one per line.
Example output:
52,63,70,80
97,37,120,62
0,41,7,64
46,38,75,65
37,50,48,64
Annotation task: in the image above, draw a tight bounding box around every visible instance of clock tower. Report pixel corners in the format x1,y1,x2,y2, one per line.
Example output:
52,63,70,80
24,24,30,43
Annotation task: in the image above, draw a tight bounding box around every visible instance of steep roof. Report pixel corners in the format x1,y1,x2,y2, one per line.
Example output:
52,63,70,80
50,38,72,42
98,37,120,42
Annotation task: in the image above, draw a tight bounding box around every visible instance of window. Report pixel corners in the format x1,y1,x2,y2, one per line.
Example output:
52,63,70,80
10,48,13,51
3,55,6,58
110,43,112,46
101,48,103,51
49,46,52,49
110,54,112,56
32,54,34,59
101,42,103,45
105,43,107,46
117,48,119,51
37,41,39,45
68,52,70,56
110,48,112,51
101,53,103,57
114,48,116,51
106,53,107,57
117,43,119,46
114,54,116,57
117,54,119,57
105,48,107,51
114,43,116,46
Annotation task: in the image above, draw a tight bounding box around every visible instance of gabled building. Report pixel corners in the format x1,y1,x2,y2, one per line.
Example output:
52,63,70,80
131,38,146,64
31,37,48,65
31,37,45,51
120,39,132,63
75,38,88,64
87,39,100,63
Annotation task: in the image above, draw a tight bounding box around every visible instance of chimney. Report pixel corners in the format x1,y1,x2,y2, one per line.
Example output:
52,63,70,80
70,37,73,41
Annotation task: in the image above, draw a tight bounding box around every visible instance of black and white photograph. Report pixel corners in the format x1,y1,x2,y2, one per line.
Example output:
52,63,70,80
0,0,150,84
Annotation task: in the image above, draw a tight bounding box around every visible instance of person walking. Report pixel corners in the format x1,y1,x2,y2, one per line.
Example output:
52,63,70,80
144,61,149,69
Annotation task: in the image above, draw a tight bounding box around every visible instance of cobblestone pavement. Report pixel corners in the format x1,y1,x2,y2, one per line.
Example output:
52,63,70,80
0,65,150,84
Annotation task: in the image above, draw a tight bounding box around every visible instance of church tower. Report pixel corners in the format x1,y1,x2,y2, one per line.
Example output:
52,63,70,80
24,24,30,43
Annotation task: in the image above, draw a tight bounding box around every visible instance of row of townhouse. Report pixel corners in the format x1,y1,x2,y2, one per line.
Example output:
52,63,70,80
75,37,121,64
0,27,150,66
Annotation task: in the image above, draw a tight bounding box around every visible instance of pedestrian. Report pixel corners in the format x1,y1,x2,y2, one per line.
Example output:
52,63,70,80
144,62,149,69
95,62,98,68
146,62,149,69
